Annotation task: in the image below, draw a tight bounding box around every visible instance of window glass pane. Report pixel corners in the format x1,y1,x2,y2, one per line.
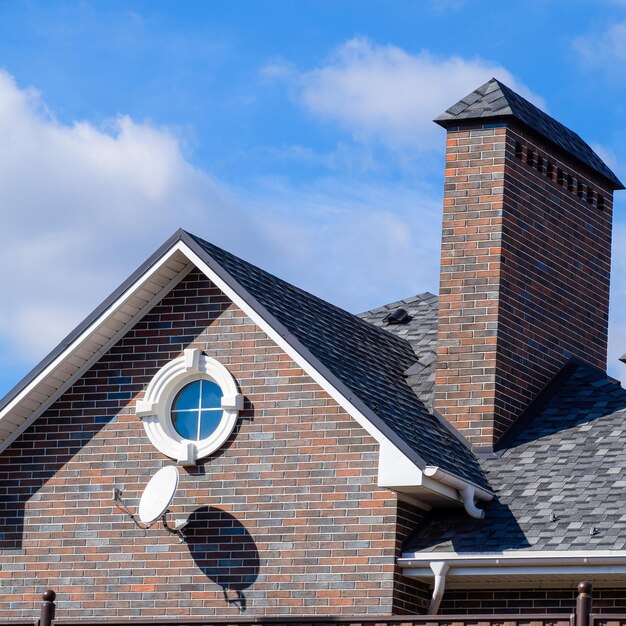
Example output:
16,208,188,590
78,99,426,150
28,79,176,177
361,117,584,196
199,409,224,439
172,410,200,440
173,381,201,412
200,379,223,409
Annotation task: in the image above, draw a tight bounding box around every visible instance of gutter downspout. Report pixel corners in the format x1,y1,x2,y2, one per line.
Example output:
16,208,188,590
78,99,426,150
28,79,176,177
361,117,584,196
424,466,493,519
428,561,449,615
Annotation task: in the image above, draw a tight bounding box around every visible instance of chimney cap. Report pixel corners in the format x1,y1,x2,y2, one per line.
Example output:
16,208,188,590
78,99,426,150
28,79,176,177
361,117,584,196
435,78,624,191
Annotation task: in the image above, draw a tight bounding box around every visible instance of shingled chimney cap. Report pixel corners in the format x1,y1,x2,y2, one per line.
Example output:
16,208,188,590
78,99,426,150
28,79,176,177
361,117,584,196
434,78,624,190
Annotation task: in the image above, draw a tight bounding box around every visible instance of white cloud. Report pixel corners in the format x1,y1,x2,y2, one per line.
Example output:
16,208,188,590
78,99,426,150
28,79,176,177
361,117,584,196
0,68,443,388
573,21,626,66
0,69,242,358
239,178,443,308
259,60,294,81
297,38,544,149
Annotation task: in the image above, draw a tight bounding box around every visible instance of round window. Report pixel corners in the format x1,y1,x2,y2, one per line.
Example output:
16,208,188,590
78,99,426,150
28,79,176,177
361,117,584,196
171,379,224,441
135,349,243,465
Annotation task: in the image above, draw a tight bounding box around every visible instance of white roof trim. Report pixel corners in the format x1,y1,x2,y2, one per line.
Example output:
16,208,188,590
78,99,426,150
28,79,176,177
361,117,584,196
400,551,626,590
399,550,626,567
401,553,626,606
0,235,488,508
177,242,444,497
0,247,192,454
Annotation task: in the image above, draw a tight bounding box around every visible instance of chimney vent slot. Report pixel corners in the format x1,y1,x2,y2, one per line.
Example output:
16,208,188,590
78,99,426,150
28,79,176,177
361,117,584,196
537,156,544,173
513,141,606,209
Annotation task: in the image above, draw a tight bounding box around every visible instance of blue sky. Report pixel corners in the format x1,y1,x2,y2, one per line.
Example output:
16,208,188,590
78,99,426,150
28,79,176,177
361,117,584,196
2,0,626,396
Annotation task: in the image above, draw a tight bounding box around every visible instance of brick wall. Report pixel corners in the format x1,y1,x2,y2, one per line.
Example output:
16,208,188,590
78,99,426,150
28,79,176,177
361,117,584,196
0,269,427,619
440,587,626,614
392,501,428,614
434,123,614,448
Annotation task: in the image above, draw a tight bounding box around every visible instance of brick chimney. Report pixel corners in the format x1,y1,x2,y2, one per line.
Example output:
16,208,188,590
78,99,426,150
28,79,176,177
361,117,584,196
433,78,624,450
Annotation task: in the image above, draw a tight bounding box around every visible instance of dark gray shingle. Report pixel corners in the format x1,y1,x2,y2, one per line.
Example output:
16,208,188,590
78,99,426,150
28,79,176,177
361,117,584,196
186,232,488,490
404,362,626,554
435,78,624,190
358,293,438,411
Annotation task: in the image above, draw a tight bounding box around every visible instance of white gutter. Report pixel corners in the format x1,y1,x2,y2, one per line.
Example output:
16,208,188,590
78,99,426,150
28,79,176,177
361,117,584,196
399,550,626,567
424,466,493,518
399,552,626,613
405,565,626,580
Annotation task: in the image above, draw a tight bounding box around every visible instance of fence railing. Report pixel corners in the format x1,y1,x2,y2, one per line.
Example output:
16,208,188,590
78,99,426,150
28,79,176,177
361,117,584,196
0,614,577,626
592,619,626,626
0,582,600,626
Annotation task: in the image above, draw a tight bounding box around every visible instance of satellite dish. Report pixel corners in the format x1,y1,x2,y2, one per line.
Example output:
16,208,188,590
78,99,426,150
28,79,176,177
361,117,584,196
138,465,179,524
113,464,188,542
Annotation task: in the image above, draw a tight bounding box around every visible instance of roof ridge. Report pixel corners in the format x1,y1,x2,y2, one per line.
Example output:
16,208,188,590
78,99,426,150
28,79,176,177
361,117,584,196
493,357,621,452
186,232,422,355
357,291,438,317
494,359,580,452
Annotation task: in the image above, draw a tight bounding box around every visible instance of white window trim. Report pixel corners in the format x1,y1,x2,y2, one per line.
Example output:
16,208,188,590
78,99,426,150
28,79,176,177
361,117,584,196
135,348,243,465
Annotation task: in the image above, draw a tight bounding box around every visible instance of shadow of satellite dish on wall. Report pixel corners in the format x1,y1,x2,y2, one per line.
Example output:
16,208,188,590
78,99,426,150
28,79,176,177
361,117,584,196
185,505,260,612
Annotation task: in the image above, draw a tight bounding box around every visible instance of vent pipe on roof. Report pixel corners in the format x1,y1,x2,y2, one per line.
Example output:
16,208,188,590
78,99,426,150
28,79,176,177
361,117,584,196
383,308,409,325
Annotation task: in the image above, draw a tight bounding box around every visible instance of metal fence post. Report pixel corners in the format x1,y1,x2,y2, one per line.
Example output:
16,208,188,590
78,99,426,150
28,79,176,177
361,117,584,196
38,590,56,626
576,581,593,626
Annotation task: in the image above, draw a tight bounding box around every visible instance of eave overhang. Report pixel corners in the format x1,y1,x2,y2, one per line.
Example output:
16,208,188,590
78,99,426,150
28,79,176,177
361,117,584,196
399,550,626,588
0,230,493,513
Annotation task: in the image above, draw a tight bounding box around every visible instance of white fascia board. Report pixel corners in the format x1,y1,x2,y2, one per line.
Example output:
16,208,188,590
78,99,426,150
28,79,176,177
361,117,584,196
399,550,626,568
177,241,450,495
400,551,626,588
403,565,626,580
377,439,460,502
377,439,426,486
0,248,192,454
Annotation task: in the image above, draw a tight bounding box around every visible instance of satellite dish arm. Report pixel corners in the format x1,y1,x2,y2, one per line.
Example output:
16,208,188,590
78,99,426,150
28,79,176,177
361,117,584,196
113,487,151,530
114,487,186,541
161,512,186,543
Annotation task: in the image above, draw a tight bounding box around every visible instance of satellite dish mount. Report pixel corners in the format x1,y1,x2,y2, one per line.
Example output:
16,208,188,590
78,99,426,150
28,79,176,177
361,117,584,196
114,465,188,542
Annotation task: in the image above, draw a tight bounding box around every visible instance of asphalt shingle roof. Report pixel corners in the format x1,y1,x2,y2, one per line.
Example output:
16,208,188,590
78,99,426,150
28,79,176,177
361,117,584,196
358,293,438,412
435,78,624,190
185,232,488,490
404,361,626,554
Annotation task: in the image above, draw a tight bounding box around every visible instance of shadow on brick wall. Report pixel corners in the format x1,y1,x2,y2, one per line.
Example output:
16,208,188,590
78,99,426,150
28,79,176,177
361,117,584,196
185,505,260,612
0,413,115,550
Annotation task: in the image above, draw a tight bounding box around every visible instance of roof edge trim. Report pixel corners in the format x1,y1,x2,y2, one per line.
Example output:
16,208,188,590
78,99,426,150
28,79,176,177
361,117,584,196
0,250,194,455
179,234,491,497
399,550,626,567
177,236,427,460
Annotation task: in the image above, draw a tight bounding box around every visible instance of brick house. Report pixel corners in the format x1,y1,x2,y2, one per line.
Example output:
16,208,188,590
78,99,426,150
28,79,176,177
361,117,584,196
1,78,625,619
